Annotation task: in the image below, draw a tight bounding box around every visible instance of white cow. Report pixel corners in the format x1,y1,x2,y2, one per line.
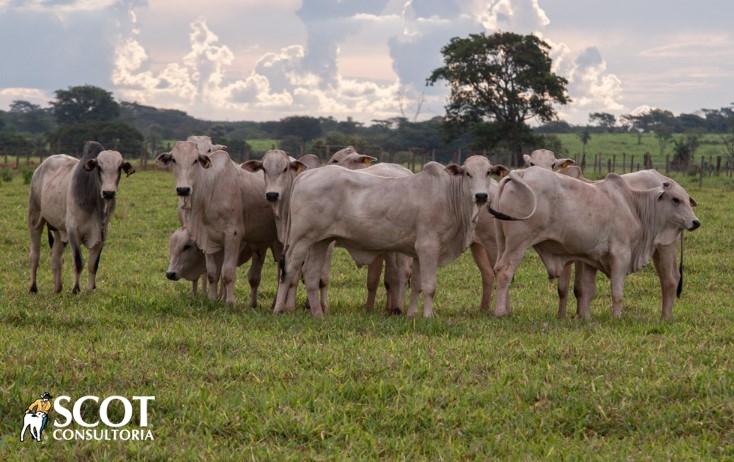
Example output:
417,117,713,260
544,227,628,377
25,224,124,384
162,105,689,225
20,412,45,442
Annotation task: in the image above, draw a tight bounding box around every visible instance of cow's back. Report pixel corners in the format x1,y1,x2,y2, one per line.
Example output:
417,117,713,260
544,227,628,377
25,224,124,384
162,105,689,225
31,155,77,232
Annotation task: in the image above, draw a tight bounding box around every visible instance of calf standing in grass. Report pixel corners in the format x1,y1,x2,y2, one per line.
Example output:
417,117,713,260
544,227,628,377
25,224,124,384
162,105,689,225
28,141,135,293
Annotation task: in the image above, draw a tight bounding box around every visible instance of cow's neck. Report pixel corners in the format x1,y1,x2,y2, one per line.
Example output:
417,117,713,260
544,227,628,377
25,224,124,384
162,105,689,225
447,174,475,256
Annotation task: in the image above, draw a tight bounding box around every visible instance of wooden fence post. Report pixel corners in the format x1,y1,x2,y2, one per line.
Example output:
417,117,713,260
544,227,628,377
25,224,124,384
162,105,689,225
630,155,634,172
716,156,721,176
581,152,586,170
607,158,612,174
612,154,616,172
699,156,704,187
16,153,20,168
431,149,435,162
622,152,626,173
410,150,416,172
665,155,670,174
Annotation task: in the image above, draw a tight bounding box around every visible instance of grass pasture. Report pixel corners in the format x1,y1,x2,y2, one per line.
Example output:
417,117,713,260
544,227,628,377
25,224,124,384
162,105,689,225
0,168,733,460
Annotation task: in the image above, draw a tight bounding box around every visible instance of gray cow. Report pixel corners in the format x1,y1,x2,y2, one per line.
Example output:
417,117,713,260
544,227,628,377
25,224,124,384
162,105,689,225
28,141,135,293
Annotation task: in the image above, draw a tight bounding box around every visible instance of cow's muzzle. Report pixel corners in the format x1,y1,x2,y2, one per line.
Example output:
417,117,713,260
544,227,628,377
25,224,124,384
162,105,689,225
474,193,488,204
688,220,701,231
102,190,116,199
166,271,179,281
266,192,280,202
176,187,191,197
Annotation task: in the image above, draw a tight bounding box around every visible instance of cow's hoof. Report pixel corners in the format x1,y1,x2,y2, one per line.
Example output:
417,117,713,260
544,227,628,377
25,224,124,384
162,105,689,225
71,285,80,294
493,309,511,317
29,283,38,294
387,308,402,316
54,286,62,294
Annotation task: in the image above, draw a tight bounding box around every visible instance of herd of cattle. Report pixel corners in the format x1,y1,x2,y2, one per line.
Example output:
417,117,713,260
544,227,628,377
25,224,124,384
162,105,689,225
26,137,701,320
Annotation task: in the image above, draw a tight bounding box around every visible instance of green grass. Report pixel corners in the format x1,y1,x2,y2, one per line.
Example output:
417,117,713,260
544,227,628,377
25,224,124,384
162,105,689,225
247,139,278,153
555,132,731,167
0,168,733,460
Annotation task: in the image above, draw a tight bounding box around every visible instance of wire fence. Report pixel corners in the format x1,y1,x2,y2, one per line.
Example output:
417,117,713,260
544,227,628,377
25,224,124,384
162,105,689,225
1,146,732,186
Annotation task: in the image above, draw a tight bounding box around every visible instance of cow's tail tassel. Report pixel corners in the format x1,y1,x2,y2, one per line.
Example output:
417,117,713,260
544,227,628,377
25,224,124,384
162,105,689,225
279,255,286,283
676,233,684,298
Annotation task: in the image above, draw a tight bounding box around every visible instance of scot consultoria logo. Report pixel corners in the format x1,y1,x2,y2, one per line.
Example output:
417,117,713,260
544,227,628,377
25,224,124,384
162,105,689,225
20,391,53,442
20,392,155,442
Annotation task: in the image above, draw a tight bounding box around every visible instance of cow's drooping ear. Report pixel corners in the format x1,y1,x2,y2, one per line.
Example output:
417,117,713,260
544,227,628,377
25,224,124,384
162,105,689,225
657,189,666,201
357,155,377,166
84,158,98,171
523,154,532,166
198,155,211,169
445,164,464,175
155,152,172,167
121,162,136,177
289,160,307,174
210,144,227,152
241,160,263,172
689,196,698,207
490,164,510,178
552,158,575,171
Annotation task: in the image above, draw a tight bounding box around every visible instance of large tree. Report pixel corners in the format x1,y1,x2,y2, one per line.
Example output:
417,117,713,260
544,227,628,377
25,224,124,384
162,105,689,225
589,112,616,131
428,32,569,165
51,85,120,125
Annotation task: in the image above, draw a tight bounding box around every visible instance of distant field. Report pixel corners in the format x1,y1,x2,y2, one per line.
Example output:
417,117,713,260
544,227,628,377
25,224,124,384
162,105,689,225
554,132,730,165
1,168,733,459
247,139,278,153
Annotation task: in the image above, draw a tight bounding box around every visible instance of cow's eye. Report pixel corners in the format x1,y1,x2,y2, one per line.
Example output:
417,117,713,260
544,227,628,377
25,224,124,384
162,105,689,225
183,244,192,251
171,158,177,164
486,170,491,176
283,166,288,173
192,159,198,165
672,197,681,205
466,172,472,178
530,162,535,166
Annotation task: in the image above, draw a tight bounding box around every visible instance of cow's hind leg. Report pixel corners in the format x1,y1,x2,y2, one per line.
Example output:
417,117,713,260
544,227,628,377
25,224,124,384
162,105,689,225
575,264,597,320
28,220,44,293
383,253,404,314
365,255,384,311
493,242,528,317
319,243,334,313
51,232,65,293
557,263,573,318
470,243,495,312
610,261,627,318
68,231,84,294
247,249,264,308
406,260,422,318
87,241,104,290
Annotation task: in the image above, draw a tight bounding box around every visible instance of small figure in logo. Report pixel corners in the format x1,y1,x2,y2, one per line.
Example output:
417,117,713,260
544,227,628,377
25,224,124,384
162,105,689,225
21,392,53,442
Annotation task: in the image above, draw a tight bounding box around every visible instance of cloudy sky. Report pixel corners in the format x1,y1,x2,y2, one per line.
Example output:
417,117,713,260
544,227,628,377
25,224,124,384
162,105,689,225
0,0,732,124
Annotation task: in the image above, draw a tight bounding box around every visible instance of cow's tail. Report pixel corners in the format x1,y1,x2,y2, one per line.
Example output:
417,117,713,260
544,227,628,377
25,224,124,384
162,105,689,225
47,224,57,249
488,170,538,221
677,232,684,298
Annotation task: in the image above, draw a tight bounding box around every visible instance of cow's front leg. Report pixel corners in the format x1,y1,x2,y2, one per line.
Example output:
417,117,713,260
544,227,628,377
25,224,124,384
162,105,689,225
470,243,495,312
556,263,573,318
247,249,264,308
87,242,104,290
205,253,220,301
28,221,43,293
415,242,439,318
365,255,384,311
383,253,404,314
68,231,84,294
274,241,311,314
220,234,241,305
610,263,626,318
652,243,678,321
304,241,331,317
